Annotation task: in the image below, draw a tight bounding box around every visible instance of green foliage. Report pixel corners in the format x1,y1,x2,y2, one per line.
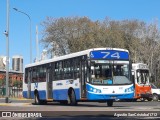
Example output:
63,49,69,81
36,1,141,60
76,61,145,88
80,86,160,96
0,79,5,86
13,80,22,87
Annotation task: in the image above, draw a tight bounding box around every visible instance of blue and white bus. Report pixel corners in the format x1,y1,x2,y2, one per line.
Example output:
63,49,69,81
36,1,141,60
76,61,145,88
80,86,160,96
23,48,134,106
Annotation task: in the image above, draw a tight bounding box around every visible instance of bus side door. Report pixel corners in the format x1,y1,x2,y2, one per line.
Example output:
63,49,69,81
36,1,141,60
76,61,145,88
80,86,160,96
46,65,53,99
27,69,32,99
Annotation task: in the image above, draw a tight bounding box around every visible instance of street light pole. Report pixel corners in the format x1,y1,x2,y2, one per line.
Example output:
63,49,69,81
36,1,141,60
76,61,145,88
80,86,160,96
4,0,10,103
13,8,32,63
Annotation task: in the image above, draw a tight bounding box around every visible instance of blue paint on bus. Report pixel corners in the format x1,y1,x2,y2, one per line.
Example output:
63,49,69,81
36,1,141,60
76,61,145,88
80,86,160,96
53,88,80,100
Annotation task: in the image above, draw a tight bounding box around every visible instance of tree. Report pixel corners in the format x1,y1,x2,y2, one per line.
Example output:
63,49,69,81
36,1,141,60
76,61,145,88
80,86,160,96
41,16,160,81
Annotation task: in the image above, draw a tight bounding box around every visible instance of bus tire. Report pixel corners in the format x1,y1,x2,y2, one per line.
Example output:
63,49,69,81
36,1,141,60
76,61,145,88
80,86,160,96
147,98,152,101
68,90,77,106
107,100,113,107
152,94,159,101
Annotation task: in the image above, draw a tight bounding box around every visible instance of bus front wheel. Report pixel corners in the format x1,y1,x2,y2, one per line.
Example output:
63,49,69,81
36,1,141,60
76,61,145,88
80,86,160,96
107,100,113,107
68,90,77,106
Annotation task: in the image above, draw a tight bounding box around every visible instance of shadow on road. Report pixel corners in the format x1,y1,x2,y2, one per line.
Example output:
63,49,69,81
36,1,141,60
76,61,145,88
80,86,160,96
32,102,127,108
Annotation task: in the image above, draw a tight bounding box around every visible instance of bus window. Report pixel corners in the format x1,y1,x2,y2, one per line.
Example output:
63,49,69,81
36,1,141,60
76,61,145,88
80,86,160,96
55,62,59,80
112,64,131,84
55,62,63,80
114,65,122,76
32,68,37,83
91,64,113,84
74,58,80,79
25,68,28,84
137,70,149,84
90,62,131,85
38,65,46,82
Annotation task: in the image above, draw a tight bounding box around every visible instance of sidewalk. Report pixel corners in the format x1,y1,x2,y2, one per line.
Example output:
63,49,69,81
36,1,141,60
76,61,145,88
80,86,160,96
0,97,32,100
0,97,33,106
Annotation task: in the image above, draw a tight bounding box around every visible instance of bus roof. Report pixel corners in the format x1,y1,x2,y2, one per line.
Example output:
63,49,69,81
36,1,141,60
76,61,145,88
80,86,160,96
25,48,129,68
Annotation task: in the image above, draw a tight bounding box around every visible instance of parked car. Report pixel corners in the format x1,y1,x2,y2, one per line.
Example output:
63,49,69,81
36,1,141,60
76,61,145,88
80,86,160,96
151,83,160,101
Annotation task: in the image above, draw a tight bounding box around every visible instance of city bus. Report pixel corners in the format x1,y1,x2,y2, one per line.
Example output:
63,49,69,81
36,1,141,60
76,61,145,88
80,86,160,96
132,63,152,101
23,48,134,106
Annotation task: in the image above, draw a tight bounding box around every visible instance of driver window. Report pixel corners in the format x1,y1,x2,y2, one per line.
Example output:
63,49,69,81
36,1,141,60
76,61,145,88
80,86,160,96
114,65,123,76
105,69,112,78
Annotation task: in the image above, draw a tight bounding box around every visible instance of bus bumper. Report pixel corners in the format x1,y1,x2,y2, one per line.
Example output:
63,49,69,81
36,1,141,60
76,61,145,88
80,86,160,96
87,92,134,100
140,93,152,99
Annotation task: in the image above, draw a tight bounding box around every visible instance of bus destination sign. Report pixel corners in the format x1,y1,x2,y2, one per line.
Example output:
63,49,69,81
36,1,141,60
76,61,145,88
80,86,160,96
90,50,129,60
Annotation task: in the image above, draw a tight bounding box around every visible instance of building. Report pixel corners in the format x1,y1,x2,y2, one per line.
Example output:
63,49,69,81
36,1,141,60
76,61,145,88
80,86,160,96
0,70,23,98
0,56,6,70
12,55,23,72
0,55,23,97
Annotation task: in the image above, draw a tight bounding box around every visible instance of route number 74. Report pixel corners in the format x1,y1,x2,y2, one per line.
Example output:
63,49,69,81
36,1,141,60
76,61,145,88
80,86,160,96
101,52,120,59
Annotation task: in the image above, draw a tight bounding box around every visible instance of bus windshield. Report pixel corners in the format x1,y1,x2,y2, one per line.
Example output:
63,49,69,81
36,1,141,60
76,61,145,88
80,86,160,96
90,60,131,85
136,70,149,85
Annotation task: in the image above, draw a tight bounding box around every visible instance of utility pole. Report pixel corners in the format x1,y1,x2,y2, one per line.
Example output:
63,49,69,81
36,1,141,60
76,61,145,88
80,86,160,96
4,0,10,103
36,25,39,62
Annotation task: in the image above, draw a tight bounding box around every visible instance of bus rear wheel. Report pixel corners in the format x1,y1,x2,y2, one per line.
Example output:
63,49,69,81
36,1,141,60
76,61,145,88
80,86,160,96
68,90,77,106
107,100,113,107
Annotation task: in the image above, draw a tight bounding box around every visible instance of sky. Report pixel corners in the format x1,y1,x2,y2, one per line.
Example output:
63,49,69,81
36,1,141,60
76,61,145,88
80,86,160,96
0,0,160,70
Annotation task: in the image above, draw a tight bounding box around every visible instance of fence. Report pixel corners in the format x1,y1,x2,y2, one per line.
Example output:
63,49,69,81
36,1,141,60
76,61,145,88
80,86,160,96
0,87,22,98
0,71,23,98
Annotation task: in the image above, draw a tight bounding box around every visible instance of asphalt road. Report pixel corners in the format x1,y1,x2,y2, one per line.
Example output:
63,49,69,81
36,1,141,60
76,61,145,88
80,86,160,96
0,98,160,120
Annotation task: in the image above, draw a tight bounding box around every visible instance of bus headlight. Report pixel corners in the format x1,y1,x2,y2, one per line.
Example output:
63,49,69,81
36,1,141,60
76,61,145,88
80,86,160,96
125,88,129,92
96,89,101,93
93,89,96,93
90,88,101,93
125,87,134,92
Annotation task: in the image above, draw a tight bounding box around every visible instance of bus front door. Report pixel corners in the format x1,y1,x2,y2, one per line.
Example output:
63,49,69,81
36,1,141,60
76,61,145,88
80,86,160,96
80,60,87,98
46,68,52,99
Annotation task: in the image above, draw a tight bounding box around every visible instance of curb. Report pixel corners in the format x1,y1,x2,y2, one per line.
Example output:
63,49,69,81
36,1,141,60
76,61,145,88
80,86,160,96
0,103,31,106
10,98,33,100
0,98,33,100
